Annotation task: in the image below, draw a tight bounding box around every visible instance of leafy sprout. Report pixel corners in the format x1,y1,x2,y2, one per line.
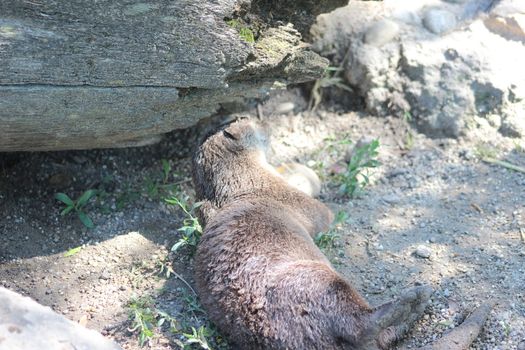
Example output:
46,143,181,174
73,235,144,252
55,190,97,228
335,140,381,198
165,196,203,253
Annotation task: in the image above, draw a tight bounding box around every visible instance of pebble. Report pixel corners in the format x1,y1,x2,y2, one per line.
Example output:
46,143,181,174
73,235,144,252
274,102,295,115
415,245,432,259
423,9,457,34
382,193,401,204
364,19,400,47
99,271,110,280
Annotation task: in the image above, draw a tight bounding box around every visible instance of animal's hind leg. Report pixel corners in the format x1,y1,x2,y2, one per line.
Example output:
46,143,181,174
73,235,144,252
355,285,432,350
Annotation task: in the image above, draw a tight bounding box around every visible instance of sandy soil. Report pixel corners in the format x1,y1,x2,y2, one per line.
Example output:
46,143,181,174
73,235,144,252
1,91,524,349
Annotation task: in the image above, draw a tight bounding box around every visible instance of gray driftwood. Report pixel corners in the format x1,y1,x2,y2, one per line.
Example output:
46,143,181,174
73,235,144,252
0,0,343,151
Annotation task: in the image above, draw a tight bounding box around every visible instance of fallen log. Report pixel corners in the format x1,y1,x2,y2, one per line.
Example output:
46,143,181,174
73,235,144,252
0,0,345,151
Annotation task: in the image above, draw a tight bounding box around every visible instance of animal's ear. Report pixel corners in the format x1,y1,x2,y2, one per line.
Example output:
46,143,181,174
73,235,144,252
223,120,251,140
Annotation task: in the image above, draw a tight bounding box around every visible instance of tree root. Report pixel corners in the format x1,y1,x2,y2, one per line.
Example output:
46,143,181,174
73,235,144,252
408,302,495,350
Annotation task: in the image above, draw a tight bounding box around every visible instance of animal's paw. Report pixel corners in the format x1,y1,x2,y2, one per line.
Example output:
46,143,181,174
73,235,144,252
355,285,432,350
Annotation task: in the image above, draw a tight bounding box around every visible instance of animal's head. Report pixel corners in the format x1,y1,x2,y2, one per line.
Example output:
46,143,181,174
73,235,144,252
199,118,270,159
210,118,269,154
192,118,271,201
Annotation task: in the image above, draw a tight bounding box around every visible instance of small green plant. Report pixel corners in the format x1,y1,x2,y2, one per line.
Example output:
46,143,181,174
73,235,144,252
128,296,157,346
128,295,180,347
183,293,207,315
115,183,141,210
165,196,203,252
226,19,255,43
183,326,213,349
156,257,175,279
315,229,340,249
315,211,348,249
55,190,97,228
309,66,353,111
474,142,498,160
161,159,171,183
142,159,184,200
336,140,381,197
63,246,82,257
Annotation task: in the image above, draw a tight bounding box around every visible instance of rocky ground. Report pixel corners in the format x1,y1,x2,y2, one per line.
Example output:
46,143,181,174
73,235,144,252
1,90,524,349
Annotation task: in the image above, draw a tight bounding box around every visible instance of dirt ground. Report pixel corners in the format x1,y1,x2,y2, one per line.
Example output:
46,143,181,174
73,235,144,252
1,90,524,349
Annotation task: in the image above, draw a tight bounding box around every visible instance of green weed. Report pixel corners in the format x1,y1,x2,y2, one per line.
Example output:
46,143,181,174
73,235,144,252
128,295,180,347
55,190,97,228
156,257,175,279
128,289,228,349
335,140,381,198
63,246,82,257
127,296,158,346
165,196,203,253
183,326,213,349
183,293,207,315
315,211,348,250
115,183,141,210
474,142,498,159
143,159,184,200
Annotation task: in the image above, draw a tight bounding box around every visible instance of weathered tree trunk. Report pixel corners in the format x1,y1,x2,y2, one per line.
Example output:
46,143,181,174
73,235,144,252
0,0,346,151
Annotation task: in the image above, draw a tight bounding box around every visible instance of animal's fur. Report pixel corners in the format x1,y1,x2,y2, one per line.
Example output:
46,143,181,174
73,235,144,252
192,119,431,349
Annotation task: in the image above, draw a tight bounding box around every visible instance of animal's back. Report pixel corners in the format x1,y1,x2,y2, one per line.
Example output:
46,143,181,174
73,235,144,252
196,198,367,349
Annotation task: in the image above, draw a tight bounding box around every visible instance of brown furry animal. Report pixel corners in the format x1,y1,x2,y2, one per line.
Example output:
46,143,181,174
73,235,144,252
192,119,431,350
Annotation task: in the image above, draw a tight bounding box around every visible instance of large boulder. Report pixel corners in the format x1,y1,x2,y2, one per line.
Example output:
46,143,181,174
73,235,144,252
312,0,525,138
0,287,121,350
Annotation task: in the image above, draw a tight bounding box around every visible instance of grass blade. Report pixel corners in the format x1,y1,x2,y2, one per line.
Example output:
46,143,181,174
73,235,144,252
77,211,94,228
55,192,74,206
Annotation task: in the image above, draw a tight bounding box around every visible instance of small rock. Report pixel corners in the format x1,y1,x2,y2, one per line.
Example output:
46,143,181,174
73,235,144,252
274,102,295,115
486,114,502,128
382,193,401,204
99,270,111,280
386,168,408,178
415,245,432,259
364,19,400,47
517,340,525,350
459,149,475,160
48,173,72,188
423,9,457,34
72,155,88,164
500,103,525,137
